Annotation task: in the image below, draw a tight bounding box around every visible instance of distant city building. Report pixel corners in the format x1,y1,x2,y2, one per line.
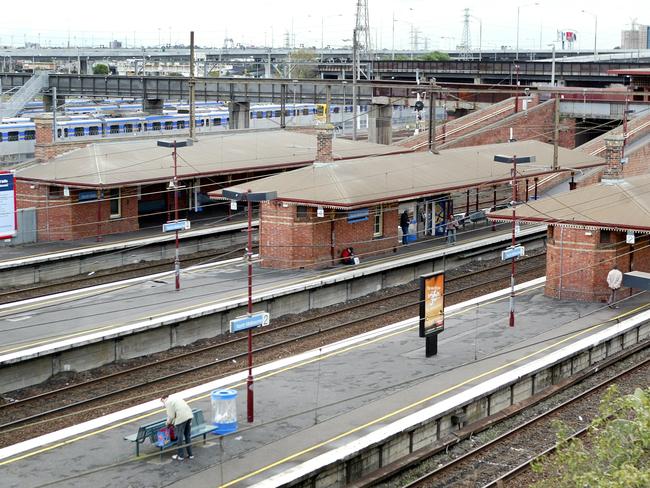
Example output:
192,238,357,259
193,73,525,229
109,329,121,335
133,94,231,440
621,22,650,50
109,40,123,49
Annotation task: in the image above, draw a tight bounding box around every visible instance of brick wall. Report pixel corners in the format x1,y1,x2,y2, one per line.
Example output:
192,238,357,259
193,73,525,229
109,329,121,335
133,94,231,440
398,96,525,150
545,226,633,302
438,99,576,151
259,202,398,269
16,181,139,241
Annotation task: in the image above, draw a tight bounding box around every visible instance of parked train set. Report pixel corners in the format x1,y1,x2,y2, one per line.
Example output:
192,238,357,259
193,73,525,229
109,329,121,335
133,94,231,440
0,102,430,160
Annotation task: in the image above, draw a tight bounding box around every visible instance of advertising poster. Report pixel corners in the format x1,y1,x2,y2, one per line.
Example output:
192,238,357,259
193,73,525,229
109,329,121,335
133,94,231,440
0,171,17,239
419,271,445,337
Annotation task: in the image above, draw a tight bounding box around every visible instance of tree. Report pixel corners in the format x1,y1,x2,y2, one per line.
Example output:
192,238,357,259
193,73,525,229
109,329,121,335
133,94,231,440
531,386,650,488
92,64,110,75
288,49,317,79
420,51,451,61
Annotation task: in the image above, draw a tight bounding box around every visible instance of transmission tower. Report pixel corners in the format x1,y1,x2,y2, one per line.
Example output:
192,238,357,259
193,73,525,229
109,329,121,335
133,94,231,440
459,8,472,60
355,0,372,59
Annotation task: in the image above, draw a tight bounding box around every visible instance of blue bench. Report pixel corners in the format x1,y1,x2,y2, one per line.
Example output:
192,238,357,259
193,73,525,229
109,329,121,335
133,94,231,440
124,408,215,456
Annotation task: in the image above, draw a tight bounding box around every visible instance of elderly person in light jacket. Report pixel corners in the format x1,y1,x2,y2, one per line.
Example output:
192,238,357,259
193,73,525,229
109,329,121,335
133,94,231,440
607,264,624,309
161,393,194,460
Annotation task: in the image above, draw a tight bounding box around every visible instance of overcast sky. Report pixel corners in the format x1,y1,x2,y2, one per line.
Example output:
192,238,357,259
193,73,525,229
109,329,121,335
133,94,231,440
0,0,645,51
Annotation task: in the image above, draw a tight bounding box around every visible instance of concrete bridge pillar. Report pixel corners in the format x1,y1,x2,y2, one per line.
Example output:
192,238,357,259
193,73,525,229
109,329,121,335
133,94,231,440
42,94,66,113
229,102,250,130
368,104,393,145
143,98,165,114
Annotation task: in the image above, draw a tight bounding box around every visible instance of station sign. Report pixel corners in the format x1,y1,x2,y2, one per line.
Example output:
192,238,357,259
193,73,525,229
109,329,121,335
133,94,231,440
626,231,635,244
501,245,525,261
0,171,17,239
162,219,191,233
230,312,270,333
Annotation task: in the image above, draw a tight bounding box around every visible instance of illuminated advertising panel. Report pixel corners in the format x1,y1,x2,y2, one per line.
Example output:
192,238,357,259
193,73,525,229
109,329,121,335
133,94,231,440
419,271,445,337
0,171,17,239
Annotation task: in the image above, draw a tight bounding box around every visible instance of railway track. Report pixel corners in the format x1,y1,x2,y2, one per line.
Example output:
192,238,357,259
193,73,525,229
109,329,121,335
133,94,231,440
0,246,247,305
0,256,546,446
354,342,650,488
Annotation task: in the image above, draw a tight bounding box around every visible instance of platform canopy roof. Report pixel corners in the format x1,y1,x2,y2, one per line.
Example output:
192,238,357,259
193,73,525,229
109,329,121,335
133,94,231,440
213,140,605,209
15,129,404,188
488,174,650,233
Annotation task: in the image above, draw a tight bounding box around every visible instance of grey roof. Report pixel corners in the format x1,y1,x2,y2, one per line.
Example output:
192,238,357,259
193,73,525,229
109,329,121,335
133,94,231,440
15,130,403,188
488,174,650,232
215,140,605,208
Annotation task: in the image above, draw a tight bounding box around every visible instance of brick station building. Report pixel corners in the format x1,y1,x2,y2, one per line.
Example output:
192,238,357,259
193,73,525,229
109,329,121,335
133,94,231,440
489,135,650,302
13,126,402,242
214,127,605,270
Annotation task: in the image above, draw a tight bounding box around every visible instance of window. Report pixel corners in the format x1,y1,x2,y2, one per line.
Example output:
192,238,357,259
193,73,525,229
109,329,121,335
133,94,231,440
0,133,3,142
124,124,133,133
213,117,222,126
48,186,64,198
137,123,142,132
74,127,84,137
265,110,272,118
600,230,611,245
8,131,18,141
24,130,35,140
89,126,99,136
302,108,309,116
164,121,174,130
373,205,383,237
333,107,340,114
56,129,61,138
274,110,282,117
296,205,310,219
152,122,161,131
109,125,119,134
63,128,69,137
109,188,121,218
256,111,263,119
176,121,185,129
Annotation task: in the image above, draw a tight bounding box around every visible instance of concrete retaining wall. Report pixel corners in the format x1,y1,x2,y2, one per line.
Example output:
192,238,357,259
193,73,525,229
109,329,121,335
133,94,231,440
280,318,650,488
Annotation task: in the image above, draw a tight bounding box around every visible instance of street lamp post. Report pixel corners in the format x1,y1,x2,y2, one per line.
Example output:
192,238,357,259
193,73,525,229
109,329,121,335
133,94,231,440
157,138,192,290
493,154,536,327
581,10,598,57
516,2,539,61
222,189,277,423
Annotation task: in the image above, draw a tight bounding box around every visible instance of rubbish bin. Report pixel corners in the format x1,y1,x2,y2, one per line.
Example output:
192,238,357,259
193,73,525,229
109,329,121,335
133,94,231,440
211,389,238,434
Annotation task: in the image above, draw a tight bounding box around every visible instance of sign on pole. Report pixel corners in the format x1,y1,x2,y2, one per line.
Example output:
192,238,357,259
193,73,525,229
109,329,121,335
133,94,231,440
162,219,191,233
0,171,17,239
230,312,270,334
501,245,525,261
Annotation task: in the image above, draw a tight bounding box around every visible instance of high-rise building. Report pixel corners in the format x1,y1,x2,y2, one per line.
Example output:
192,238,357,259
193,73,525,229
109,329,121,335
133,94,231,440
621,22,650,49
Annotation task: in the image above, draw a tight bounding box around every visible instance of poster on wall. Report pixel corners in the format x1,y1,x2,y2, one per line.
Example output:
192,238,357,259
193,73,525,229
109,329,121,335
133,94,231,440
0,171,17,239
419,271,445,337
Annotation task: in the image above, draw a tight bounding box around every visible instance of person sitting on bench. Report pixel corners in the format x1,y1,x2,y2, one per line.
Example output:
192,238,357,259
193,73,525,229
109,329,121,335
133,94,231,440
341,247,358,265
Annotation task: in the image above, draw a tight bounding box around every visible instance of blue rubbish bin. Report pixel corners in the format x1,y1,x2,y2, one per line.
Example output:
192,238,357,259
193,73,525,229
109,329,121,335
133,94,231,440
211,389,238,434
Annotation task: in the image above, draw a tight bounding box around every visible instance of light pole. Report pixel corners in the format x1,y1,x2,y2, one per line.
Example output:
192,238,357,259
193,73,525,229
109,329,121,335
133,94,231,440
494,154,536,327
516,2,539,61
548,43,556,86
581,9,598,57
158,139,192,290
222,189,277,423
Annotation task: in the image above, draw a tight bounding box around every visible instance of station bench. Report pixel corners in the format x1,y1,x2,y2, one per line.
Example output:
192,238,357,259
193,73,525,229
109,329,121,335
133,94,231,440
124,408,216,456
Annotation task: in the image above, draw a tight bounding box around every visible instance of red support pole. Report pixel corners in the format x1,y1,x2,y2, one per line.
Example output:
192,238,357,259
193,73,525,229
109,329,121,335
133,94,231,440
173,141,180,291
510,157,517,328
246,191,254,423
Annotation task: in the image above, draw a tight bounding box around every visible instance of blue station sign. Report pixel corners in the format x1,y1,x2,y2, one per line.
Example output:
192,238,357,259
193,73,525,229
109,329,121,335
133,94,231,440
229,312,270,333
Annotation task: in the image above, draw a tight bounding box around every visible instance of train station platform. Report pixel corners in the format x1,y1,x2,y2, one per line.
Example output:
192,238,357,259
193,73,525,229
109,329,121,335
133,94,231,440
1,279,648,488
0,223,546,370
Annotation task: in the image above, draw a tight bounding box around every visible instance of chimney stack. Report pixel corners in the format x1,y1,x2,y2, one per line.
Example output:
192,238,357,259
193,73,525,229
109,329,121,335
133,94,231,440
315,124,335,164
602,134,625,184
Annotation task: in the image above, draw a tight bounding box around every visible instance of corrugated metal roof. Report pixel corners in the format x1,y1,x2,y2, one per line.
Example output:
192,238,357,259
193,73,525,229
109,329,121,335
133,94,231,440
488,174,650,232
15,129,404,188
215,140,605,208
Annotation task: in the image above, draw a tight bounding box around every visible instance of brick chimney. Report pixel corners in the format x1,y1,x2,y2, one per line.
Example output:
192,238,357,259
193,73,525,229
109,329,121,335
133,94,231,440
315,124,334,164
33,114,89,162
601,134,625,184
